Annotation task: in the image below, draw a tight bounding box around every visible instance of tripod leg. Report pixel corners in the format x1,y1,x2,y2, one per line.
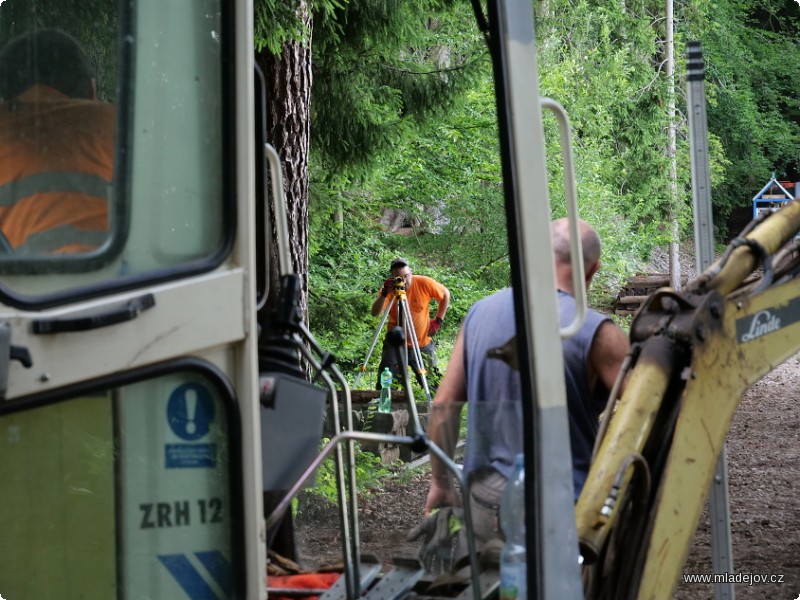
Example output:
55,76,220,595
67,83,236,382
354,297,395,390
398,297,433,407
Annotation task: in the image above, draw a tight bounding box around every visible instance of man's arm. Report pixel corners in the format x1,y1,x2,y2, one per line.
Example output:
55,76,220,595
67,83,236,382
371,277,396,316
434,285,451,321
589,320,630,393
424,326,466,514
371,293,388,317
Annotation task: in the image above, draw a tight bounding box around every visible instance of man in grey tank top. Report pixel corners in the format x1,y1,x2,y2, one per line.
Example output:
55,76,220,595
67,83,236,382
423,218,629,562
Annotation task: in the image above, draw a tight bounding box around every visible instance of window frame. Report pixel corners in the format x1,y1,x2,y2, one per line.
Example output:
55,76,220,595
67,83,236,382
0,0,237,310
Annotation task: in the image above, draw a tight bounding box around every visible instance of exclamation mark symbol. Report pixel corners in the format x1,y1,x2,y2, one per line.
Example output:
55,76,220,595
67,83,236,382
185,389,197,436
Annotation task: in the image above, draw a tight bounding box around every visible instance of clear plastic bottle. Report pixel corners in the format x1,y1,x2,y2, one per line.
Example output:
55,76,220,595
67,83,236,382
499,453,526,600
378,368,392,413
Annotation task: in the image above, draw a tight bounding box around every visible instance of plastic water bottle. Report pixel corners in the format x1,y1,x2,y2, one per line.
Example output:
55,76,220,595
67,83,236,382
378,368,392,413
499,453,526,600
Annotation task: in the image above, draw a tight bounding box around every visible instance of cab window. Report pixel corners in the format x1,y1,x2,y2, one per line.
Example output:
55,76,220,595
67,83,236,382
0,0,231,303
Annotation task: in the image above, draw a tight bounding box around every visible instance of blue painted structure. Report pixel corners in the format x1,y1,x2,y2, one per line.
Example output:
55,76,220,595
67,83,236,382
752,176,797,219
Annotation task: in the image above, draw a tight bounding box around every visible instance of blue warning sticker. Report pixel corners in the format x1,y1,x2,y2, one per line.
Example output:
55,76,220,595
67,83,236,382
165,383,217,469
167,383,215,441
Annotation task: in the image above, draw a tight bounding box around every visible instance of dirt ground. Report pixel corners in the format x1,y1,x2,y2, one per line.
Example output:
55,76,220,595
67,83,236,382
293,355,800,599
675,357,800,600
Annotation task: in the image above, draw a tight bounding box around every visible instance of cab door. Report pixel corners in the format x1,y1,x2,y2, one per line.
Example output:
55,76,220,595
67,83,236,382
0,1,264,599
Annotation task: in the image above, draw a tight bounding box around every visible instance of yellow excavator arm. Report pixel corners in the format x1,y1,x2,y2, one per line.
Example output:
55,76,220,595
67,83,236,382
577,199,800,600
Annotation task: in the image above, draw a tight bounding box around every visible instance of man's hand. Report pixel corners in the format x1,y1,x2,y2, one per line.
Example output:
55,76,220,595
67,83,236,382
381,277,394,297
428,317,443,336
424,479,462,516
407,506,463,574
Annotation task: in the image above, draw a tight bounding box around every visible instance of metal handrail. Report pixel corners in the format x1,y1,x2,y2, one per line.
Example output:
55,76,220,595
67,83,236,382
541,98,586,338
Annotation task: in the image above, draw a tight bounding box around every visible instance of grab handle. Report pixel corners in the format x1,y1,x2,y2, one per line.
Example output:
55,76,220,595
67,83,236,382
265,143,292,278
541,97,586,338
32,294,155,334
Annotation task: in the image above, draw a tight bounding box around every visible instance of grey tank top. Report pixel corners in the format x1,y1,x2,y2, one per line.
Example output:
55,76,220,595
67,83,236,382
461,287,609,500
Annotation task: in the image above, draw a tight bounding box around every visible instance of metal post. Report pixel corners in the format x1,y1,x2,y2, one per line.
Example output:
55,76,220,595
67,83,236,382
686,40,735,600
489,1,583,598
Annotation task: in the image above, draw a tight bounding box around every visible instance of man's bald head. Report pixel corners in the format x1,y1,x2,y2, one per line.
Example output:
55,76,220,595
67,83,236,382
551,217,601,275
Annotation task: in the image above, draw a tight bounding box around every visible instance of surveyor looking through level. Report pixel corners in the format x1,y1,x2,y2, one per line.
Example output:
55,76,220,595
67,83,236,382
370,257,450,391
420,218,629,563
0,28,115,255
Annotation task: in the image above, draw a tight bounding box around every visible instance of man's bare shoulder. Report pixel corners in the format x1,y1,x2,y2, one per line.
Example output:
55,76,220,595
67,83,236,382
594,319,629,355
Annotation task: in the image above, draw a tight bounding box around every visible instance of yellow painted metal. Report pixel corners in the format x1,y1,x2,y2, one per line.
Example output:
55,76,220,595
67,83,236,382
696,199,800,296
578,203,800,599
636,275,800,599
575,336,676,562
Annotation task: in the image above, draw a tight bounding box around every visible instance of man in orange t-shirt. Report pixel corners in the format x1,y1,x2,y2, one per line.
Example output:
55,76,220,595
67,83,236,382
371,257,450,390
0,28,114,255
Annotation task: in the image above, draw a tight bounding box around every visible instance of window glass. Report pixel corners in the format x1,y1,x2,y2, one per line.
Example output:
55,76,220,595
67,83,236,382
0,0,230,301
123,0,227,273
0,368,240,598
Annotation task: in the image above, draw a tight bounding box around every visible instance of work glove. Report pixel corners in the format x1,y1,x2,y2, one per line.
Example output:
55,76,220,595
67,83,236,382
407,506,463,574
428,317,443,336
381,277,394,297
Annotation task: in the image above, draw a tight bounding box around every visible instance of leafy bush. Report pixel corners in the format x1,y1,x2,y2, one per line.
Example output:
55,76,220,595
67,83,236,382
302,439,390,505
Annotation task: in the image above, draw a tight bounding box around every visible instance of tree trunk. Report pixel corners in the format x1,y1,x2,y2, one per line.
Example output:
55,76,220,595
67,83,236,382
665,0,681,290
254,4,313,558
256,4,313,323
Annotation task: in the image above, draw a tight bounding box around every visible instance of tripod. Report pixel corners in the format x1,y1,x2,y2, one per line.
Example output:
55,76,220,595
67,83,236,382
355,277,434,406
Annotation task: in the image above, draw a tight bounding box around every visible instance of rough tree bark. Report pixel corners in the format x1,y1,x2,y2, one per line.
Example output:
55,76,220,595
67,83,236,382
255,3,312,323
666,0,682,291
254,4,313,557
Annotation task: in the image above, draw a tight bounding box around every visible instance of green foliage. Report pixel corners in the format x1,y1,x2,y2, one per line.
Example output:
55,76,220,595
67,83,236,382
374,71,510,292
306,208,472,384
610,313,633,334
254,0,346,54
538,0,689,248
310,1,487,176
306,193,396,375
291,0,796,502
302,0,798,388
304,439,390,504
683,0,800,222
296,4,504,381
